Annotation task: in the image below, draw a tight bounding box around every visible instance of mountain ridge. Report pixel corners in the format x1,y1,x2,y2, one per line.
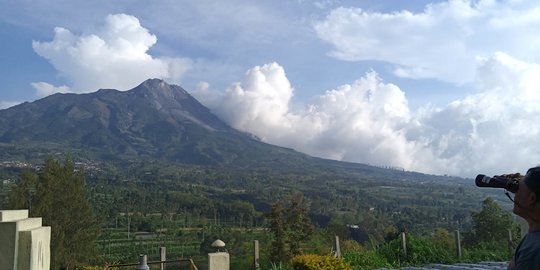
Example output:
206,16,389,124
0,79,472,186
0,79,319,168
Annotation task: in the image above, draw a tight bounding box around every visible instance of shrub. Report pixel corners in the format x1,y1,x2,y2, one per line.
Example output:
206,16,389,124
343,250,391,270
77,266,118,270
268,261,292,270
461,241,512,262
291,254,352,270
341,240,364,253
432,228,454,250
377,234,455,266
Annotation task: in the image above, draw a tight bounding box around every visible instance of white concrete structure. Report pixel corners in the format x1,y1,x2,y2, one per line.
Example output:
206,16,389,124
209,239,229,270
0,209,51,270
208,252,229,270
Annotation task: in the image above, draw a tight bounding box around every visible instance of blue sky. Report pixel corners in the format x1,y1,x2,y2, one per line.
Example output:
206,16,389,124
1,0,456,107
1,0,540,177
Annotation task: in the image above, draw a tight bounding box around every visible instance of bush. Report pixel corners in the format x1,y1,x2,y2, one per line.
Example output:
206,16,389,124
461,241,512,262
77,266,118,270
343,250,391,270
341,240,364,253
268,261,292,270
377,234,455,266
291,254,352,270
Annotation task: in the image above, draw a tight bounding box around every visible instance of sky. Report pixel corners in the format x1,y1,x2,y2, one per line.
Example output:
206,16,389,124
1,0,540,177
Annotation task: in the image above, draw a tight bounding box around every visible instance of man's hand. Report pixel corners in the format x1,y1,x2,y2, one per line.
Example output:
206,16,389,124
496,173,523,180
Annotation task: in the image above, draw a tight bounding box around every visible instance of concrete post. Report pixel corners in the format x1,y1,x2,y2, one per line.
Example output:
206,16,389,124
508,229,514,252
252,240,259,270
400,232,407,257
159,247,166,270
334,236,341,258
209,239,229,270
209,253,229,270
136,254,149,270
455,230,462,260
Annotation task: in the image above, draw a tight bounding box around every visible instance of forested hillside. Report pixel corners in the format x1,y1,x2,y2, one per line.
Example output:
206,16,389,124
0,79,515,267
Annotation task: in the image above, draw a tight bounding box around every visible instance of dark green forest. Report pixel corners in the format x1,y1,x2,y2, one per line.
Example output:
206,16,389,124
0,155,518,269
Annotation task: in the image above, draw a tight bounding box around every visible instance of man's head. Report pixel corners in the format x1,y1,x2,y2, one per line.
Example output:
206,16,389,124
513,167,540,218
524,167,540,198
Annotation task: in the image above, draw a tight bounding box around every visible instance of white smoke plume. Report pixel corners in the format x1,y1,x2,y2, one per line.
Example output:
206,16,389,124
195,53,540,177
32,14,192,96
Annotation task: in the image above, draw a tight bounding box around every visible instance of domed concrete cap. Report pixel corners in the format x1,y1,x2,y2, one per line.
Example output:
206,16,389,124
211,239,226,248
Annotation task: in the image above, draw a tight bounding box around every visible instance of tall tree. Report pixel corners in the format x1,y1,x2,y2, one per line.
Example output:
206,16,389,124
8,170,38,209
267,192,314,263
9,157,101,269
464,197,519,246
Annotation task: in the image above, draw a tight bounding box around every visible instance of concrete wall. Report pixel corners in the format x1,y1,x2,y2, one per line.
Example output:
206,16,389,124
0,209,51,270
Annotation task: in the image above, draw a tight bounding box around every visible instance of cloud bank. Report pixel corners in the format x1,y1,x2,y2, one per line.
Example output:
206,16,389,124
28,5,540,177
194,53,540,177
314,0,540,84
32,14,192,96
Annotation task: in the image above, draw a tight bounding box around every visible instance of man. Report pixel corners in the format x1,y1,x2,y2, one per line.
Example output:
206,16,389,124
507,167,540,270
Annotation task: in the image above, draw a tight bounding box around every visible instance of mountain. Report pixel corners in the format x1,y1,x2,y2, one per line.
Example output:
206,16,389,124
0,78,473,187
0,79,323,168
0,79,483,233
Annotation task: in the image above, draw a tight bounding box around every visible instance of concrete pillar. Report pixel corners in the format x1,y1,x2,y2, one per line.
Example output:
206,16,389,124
334,236,341,258
455,230,462,260
253,240,259,270
136,254,149,270
209,239,229,270
159,247,166,270
400,232,407,257
0,209,51,270
208,252,229,270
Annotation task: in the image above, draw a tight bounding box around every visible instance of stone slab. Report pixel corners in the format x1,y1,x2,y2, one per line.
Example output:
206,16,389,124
17,218,43,231
0,210,50,270
18,226,51,270
0,209,29,222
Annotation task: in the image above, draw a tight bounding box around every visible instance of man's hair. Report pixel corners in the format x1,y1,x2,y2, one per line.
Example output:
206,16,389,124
525,167,540,200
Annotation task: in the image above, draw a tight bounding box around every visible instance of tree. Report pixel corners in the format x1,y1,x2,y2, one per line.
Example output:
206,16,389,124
267,192,314,263
8,170,38,209
432,228,453,250
9,157,101,269
463,197,519,246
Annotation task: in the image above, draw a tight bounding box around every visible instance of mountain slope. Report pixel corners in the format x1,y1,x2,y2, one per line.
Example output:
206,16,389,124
0,79,319,167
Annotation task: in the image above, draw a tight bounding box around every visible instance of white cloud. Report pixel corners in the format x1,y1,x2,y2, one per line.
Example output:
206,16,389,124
32,13,192,94
18,2,540,177
195,62,295,140
313,0,338,10
313,0,540,84
411,52,540,176
0,101,20,110
31,82,72,97
195,53,540,177
195,62,418,171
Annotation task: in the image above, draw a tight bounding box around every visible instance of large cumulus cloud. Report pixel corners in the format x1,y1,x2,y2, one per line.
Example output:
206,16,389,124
313,0,540,84
27,5,540,177
32,14,192,95
195,53,540,177
413,52,540,176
